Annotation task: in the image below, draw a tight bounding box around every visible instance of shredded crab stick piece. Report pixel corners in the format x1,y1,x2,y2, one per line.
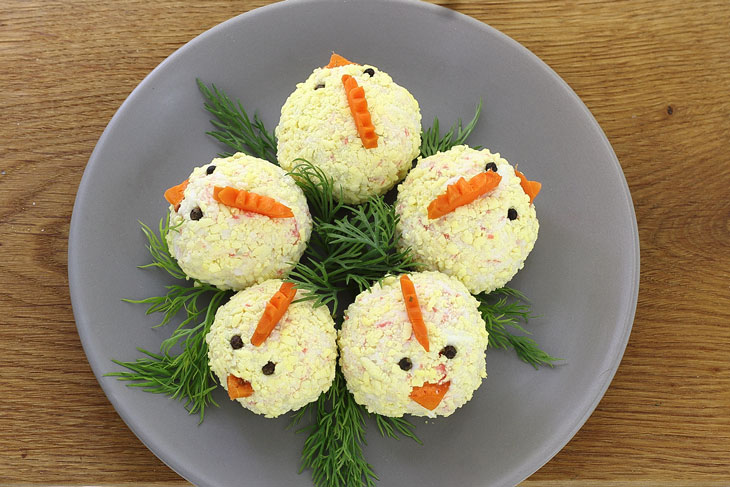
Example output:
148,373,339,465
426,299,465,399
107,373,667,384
342,74,378,149
427,171,502,220
164,179,189,212
325,52,358,68
515,168,541,204
410,381,451,410
213,186,294,218
227,374,254,400
399,275,429,352
250,281,297,347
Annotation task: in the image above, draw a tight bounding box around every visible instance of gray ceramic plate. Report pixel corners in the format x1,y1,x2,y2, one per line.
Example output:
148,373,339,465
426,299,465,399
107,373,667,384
68,0,639,486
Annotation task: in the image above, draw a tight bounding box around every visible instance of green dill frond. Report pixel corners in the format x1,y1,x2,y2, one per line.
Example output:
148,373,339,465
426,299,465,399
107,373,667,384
137,215,186,279
476,287,561,369
294,370,377,487
287,196,420,315
372,414,422,445
197,79,278,163
420,98,483,158
287,159,344,224
110,216,232,421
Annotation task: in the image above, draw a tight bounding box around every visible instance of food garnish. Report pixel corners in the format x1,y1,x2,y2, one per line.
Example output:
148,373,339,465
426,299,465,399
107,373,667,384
164,179,188,211
227,374,254,399
409,381,450,410
213,186,295,218
325,52,357,68
515,168,541,204
399,274,429,352
250,281,297,346
426,171,502,219
342,74,378,149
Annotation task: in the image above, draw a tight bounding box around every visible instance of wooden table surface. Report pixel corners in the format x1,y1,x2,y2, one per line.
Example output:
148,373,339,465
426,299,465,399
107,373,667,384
2,0,729,485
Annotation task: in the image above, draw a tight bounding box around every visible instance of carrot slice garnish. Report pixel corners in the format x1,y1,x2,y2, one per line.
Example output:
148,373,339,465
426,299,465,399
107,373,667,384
427,171,502,219
213,186,294,218
400,275,429,352
410,381,450,410
227,374,254,400
164,179,189,211
325,53,358,68
342,74,378,149
250,282,297,347
514,168,541,205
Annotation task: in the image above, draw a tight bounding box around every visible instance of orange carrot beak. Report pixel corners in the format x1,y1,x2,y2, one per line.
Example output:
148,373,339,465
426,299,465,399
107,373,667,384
227,374,254,400
164,179,189,212
325,53,358,68
410,381,450,410
514,169,541,204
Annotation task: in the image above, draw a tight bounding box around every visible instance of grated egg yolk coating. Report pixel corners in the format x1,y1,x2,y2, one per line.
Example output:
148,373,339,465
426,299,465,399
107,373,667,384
276,63,421,204
338,271,488,418
395,145,539,294
206,279,337,418
166,153,312,291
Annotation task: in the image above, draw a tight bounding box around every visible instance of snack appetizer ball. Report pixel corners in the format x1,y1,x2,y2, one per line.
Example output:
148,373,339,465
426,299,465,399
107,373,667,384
163,152,312,291
338,271,489,418
276,53,422,204
206,280,337,418
395,145,541,294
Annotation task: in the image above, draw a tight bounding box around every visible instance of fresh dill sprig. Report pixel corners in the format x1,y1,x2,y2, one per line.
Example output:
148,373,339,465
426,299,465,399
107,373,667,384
137,216,186,279
476,287,561,369
318,197,419,292
288,195,419,313
197,79,278,163
294,368,419,487
372,413,421,444
109,216,232,421
287,159,345,225
420,99,483,158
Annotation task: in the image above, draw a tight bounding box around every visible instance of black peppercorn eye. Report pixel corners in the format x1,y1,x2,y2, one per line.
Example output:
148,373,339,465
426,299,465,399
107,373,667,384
190,207,203,221
507,208,518,220
485,162,498,172
398,357,412,371
262,361,276,375
314,83,325,90
439,345,457,359
230,335,243,350
206,165,216,175
363,68,375,77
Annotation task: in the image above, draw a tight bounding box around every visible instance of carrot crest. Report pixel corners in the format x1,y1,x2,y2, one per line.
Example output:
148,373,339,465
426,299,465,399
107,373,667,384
164,179,189,212
213,186,294,218
427,171,502,219
514,168,541,204
342,74,378,149
399,275,429,352
250,282,297,347
325,53,358,68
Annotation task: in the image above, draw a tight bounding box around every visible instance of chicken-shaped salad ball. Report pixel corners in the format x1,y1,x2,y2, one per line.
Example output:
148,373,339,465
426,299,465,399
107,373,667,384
276,53,421,204
206,280,337,418
163,152,312,290
396,145,542,294
339,271,489,418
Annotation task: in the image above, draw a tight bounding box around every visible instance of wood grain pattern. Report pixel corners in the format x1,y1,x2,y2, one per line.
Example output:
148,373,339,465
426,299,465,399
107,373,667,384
1,0,729,485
